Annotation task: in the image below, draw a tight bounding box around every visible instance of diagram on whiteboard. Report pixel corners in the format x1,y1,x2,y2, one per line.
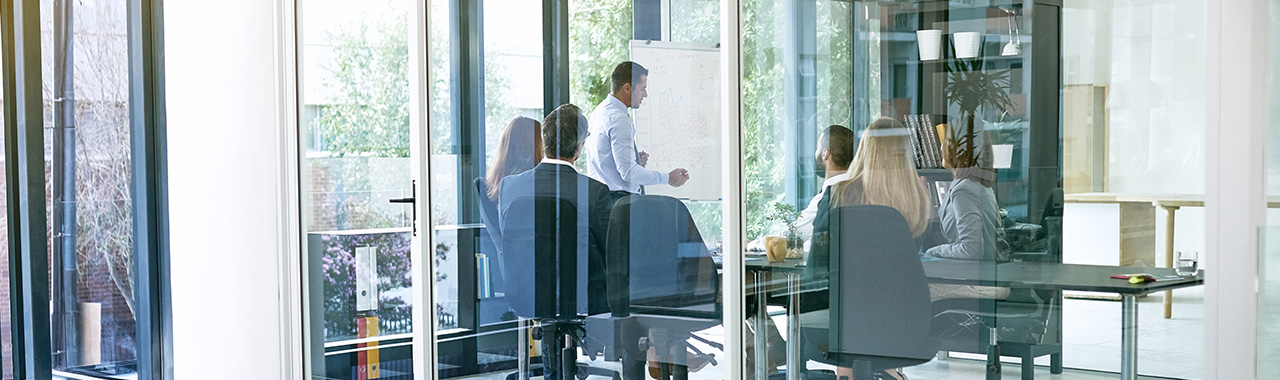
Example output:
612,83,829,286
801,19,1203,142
631,41,722,201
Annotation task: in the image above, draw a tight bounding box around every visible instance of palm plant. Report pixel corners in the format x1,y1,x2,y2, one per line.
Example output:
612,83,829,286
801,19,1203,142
942,57,1013,168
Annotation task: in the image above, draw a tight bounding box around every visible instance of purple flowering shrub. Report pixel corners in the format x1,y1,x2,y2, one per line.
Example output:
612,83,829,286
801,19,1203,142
321,230,414,339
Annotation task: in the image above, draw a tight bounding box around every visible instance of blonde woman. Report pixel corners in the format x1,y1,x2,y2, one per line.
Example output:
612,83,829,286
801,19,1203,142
828,118,932,235
801,117,930,380
805,117,931,281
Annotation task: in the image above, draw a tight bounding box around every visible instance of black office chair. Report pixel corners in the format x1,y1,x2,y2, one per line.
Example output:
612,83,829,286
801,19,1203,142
501,195,618,380
931,288,1060,379
587,195,722,380
802,205,939,380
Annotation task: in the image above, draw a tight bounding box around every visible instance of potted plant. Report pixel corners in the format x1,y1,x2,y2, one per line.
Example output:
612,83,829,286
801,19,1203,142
767,201,804,258
943,57,1015,165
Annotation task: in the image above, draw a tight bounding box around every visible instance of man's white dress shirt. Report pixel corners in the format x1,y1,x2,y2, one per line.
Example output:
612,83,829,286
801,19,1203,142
794,172,851,239
542,158,576,168
585,95,665,193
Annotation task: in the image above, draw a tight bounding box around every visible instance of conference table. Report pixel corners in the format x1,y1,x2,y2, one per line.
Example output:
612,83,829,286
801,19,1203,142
1065,192,1279,318
734,256,1204,380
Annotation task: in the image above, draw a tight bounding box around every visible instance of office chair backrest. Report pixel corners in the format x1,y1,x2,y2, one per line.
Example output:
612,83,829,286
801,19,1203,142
606,195,718,317
500,196,590,319
827,205,937,360
473,177,503,255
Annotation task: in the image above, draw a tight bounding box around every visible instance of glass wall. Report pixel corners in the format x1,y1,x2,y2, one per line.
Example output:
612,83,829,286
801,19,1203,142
1060,0,1206,378
1263,2,1280,378
740,0,1062,378
40,0,140,376
425,0,729,377
299,0,418,378
739,0,1205,379
0,13,10,379
294,0,1219,378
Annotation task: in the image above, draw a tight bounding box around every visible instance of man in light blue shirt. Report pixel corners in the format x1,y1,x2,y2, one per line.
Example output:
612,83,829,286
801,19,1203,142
586,61,689,195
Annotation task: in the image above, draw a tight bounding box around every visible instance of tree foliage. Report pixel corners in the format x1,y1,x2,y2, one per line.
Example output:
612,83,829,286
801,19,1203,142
313,5,412,158
569,0,633,114
314,0,858,258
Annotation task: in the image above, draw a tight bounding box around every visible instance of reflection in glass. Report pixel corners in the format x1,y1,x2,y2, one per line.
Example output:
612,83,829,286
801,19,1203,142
1263,1,1280,376
42,0,140,376
1061,1,1207,378
0,12,10,379
671,0,719,45
300,0,416,378
741,0,1069,378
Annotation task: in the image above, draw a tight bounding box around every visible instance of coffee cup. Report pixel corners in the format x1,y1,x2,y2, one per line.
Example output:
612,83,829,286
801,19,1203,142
766,236,787,262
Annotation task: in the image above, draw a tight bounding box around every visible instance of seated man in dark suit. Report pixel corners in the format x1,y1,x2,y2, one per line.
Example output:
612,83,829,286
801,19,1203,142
498,103,615,380
499,103,615,315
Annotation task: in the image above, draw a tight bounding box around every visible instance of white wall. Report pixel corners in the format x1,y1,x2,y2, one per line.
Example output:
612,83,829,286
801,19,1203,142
1060,0,1209,264
165,1,290,378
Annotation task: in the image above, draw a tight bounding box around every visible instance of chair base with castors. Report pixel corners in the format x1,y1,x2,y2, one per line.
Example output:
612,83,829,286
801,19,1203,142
504,320,621,380
586,313,720,380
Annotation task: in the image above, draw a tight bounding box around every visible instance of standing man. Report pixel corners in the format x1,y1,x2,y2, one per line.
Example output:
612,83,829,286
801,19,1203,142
586,61,689,196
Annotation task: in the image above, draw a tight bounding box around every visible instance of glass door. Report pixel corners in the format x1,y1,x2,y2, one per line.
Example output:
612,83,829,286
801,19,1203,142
299,0,425,378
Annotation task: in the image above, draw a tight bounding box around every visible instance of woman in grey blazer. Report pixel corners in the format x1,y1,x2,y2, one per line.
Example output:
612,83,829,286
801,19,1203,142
925,123,1010,301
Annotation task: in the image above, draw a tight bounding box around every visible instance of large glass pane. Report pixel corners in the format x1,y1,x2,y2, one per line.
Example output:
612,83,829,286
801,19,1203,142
670,0,719,45
1061,1,1206,378
739,1,878,377
426,0,730,377
300,0,417,378
0,14,11,380
738,0,1203,378
1263,2,1280,378
430,0,547,375
42,0,139,376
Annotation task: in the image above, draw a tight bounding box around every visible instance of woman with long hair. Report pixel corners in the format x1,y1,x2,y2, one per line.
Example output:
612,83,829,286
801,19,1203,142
827,117,932,236
485,116,542,202
802,117,930,380
807,117,932,280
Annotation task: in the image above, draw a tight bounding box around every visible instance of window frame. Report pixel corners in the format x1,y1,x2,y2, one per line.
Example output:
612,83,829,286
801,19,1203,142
0,0,173,378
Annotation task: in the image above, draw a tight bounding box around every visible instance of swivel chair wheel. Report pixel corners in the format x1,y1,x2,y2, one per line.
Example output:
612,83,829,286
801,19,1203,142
638,337,650,352
986,343,1001,378
986,361,1002,380
532,326,544,340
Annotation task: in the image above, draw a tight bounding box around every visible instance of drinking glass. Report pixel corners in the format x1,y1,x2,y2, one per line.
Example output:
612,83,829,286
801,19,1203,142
1175,250,1200,276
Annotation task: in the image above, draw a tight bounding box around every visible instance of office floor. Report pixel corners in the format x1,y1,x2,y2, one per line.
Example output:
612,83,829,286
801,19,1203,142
456,287,1212,380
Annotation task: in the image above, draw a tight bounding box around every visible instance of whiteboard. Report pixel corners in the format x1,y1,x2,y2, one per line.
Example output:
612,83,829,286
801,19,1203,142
630,41,722,201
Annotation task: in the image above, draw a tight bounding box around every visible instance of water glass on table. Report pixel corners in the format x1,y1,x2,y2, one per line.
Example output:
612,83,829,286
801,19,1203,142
1175,250,1199,276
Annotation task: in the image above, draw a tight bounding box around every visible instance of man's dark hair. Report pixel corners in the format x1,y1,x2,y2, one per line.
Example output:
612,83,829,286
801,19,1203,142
820,125,856,170
610,61,649,93
542,104,589,159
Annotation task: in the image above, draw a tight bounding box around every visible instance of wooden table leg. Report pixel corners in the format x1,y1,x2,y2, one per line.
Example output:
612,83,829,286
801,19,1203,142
1161,205,1179,319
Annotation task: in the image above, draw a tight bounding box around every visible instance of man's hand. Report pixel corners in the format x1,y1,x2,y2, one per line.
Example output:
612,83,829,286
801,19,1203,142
638,151,650,167
668,168,690,187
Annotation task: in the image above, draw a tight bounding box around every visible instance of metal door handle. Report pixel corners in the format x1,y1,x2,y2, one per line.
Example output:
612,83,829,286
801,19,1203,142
389,180,418,235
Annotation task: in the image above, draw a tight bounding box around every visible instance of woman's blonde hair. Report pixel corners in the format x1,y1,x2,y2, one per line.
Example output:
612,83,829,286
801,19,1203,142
830,117,931,237
486,116,542,201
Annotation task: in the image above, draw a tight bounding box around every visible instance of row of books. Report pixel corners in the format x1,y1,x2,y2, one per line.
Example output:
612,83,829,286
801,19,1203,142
903,114,946,169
